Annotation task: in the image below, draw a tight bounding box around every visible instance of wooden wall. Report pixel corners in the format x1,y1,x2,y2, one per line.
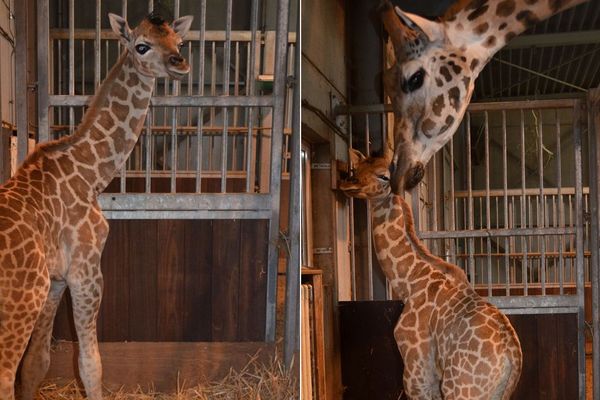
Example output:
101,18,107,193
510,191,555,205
53,218,269,342
339,301,579,400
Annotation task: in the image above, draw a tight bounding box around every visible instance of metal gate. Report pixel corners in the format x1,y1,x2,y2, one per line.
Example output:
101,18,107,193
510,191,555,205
13,0,298,351
343,98,591,398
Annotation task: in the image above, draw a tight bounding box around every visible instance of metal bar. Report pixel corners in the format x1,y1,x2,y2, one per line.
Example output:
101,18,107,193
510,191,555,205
484,111,492,296
221,108,229,192
48,95,274,107
449,135,457,264
466,112,475,286
265,0,290,343
245,0,259,193
195,0,207,193
538,111,546,295
15,0,28,163
103,209,271,220
587,89,600,400
520,109,528,295
502,111,510,295
98,192,272,211
573,101,586,400
49,29,297,43
335,99,579,115
95,0,100,88
419,226,577,239
365,113,374,300
37,0,50,143
488,294,579,310
284,11,300,366
145,109,152,193
68,0,74,135
557,110,565,295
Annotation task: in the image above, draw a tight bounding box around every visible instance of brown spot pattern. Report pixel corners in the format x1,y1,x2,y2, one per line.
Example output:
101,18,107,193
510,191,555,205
473,22,489,35
448,87,461,111
432,95,445,116
440,66,452,82
484,35,497,48
496,0,516,17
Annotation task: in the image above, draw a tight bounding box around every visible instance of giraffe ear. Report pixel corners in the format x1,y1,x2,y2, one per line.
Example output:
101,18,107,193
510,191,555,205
172,16,194,38
349,149,366,166
108,13,132,45
394,7,444,44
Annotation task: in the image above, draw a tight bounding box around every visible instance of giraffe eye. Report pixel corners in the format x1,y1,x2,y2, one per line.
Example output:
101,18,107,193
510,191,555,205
135,44,151,55
377,174,390,182
402,68,426,93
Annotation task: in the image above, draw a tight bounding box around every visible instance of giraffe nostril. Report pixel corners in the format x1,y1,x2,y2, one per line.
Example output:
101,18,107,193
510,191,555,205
169,55,184,66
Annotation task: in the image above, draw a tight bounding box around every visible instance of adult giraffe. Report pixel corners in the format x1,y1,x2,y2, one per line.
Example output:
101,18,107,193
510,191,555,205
380,0,587,192
0,12,192,400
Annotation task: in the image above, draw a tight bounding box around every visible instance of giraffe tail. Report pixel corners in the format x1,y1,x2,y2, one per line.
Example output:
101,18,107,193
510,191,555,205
500,335,523,400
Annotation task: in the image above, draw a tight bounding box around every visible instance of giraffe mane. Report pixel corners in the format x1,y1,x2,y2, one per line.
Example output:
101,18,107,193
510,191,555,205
397,195,469,284
441,0,476,21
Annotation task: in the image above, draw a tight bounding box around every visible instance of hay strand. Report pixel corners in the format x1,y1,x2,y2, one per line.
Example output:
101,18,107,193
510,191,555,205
35,355,298,400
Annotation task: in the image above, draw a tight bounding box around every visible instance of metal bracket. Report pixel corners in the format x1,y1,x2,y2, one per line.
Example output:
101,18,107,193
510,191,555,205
330,94,347,132
313,247,333,255
311,163,331,170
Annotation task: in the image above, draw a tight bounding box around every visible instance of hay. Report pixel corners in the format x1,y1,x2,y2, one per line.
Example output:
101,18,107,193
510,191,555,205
35,355,298,400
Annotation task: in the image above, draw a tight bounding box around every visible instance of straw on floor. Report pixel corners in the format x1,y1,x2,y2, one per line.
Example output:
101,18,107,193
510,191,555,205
35,355,298,400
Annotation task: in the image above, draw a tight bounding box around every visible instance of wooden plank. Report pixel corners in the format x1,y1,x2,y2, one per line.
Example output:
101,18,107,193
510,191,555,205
156,220,186,341
238,220,268,340
47,341,275,392
211,220,241,341
98,220,130,341
182,220,213,341
127,220,158,341
339,301,405,400
537,314,559,399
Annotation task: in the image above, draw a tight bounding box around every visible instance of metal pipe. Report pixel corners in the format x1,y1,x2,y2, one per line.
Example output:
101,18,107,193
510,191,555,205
15,0,29,163
37,0,50,143
264,0,290,343
283,5,300,366
573,100,586,400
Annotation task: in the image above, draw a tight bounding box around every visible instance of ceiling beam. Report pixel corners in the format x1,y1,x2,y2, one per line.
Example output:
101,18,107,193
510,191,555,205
505,30,600,49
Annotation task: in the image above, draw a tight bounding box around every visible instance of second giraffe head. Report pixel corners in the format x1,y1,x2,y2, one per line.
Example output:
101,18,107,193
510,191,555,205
109,12,194,79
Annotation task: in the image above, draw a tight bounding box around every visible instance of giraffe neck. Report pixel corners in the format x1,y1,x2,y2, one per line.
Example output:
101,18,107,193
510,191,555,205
67,51,155,192
446,0,587,74
370,195,429,301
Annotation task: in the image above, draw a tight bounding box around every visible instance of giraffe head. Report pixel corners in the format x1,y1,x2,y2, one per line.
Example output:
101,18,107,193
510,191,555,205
380,0,583,193
339,149,392,200
109,12,193,79
380,1,477,192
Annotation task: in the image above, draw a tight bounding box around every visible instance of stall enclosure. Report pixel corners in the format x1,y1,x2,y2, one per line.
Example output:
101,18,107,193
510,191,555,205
11,0,299,389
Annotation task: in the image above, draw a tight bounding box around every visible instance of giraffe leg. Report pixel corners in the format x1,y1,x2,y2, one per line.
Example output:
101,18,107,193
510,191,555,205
0,247,48,400
68,268,104,400
19,279,67,400
393,313,442,400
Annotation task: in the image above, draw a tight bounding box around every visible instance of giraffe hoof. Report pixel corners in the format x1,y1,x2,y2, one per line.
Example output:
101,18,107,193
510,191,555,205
404,162,425,190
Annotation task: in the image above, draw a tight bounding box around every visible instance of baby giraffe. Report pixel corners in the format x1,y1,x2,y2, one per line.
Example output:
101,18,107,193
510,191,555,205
0,12,192,400
340,149,522,400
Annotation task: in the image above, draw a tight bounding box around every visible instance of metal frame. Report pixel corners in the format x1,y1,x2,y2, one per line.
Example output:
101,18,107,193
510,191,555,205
341,98,590,398
28,0,296,345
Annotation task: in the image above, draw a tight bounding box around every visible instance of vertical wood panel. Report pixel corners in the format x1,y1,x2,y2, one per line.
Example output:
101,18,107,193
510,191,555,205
238,219,268,340
211,220,241,341
156,220,186,341
182,220,213,341
52,219,269,343
339,304,580,400
98,220,130,341
127,220,158,341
